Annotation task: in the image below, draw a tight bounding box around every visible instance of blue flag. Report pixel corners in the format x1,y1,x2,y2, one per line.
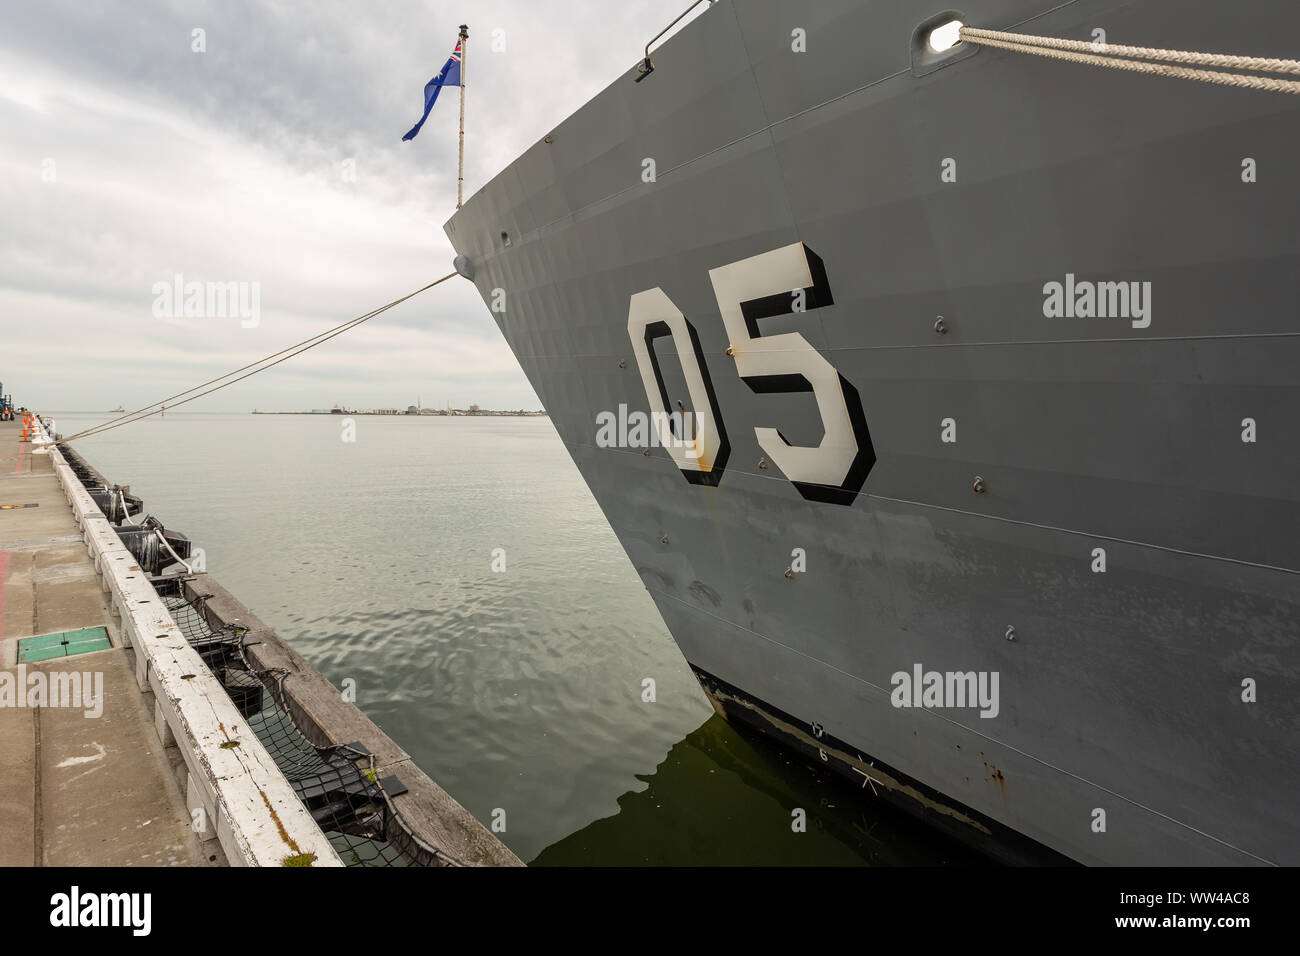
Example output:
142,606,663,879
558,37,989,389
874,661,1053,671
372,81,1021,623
402,38,463,142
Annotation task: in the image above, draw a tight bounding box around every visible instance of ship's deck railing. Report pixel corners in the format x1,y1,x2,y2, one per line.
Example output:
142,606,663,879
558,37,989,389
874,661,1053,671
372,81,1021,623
637,0,716,81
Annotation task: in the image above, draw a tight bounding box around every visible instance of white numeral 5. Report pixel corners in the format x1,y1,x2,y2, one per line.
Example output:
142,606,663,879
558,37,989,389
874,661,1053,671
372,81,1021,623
707,242,859,488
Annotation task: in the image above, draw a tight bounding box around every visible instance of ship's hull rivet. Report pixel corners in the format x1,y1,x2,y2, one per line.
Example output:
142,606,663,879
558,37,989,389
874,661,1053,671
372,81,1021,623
758,457,768,470
642,448,650,456
934,317,947,334
784,568,794,579
1005,626,1016,642
660,535,669,544
972,475,986,493
725,345,735,356
618,360,626,368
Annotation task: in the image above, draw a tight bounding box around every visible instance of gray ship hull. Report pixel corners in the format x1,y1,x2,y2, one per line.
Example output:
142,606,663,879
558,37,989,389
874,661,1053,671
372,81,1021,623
446,0,1300,865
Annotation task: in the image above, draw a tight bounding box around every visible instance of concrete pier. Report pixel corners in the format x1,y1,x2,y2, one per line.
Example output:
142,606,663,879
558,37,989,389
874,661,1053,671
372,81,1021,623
1,414,520,867
0,418,209,865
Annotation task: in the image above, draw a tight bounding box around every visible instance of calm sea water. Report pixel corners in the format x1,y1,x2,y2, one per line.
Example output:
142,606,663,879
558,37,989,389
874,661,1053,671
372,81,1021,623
51,411,979,865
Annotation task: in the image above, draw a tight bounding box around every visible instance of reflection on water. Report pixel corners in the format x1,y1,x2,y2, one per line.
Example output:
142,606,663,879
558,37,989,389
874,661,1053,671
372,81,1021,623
53,411,980,866
535,714,984,866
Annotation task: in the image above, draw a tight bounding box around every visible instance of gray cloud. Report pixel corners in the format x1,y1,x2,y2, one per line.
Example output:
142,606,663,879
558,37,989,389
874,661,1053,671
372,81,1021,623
1,1,696,412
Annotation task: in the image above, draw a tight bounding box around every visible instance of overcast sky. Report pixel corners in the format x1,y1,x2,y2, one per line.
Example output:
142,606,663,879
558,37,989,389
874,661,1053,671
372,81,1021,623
1,1,706,412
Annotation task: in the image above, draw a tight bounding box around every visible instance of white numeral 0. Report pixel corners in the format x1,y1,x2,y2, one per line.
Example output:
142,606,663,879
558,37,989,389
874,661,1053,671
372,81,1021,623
627,288,726,479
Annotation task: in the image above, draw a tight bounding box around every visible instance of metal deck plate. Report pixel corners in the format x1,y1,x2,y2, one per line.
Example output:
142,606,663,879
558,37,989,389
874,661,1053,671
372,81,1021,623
17,626,112,663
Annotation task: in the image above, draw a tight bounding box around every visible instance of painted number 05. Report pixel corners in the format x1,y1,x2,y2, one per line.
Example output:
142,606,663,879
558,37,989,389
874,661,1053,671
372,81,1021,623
627,242,874,505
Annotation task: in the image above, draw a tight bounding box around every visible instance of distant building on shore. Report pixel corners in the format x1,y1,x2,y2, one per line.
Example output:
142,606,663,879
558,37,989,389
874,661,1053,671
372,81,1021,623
294,403,548,417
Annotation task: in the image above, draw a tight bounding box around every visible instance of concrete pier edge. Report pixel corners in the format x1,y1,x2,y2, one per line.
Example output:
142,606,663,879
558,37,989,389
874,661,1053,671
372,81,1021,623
48,418,521,867
38,418,344,867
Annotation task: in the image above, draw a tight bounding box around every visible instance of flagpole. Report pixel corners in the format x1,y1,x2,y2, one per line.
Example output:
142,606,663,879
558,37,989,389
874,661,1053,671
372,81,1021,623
457,24,469,209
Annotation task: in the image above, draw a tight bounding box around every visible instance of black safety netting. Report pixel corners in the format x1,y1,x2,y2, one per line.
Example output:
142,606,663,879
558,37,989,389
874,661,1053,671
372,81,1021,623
161,591,433,866
57,444,458,866
63,453,100,487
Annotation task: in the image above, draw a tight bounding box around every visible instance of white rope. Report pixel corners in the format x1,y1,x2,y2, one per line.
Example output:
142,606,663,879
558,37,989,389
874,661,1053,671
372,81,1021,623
959,26,1300,95
155,528,194,575
119,487,138,526
57,273,458,446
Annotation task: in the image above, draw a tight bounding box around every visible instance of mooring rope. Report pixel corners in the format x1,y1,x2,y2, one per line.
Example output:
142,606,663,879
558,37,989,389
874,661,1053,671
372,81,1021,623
56,273,458,446
958,26,1300,95
118,487,138,525
154,527,195,575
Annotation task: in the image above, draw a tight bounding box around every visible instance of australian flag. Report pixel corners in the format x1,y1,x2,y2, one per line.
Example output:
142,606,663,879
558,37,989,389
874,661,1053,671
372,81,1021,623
401,38,463,141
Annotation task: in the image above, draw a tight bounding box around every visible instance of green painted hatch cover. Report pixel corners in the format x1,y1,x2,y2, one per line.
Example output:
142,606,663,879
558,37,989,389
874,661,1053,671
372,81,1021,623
17,626,112,663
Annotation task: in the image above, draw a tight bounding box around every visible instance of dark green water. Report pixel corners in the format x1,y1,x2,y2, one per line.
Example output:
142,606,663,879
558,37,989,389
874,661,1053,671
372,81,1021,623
51,411,980,866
